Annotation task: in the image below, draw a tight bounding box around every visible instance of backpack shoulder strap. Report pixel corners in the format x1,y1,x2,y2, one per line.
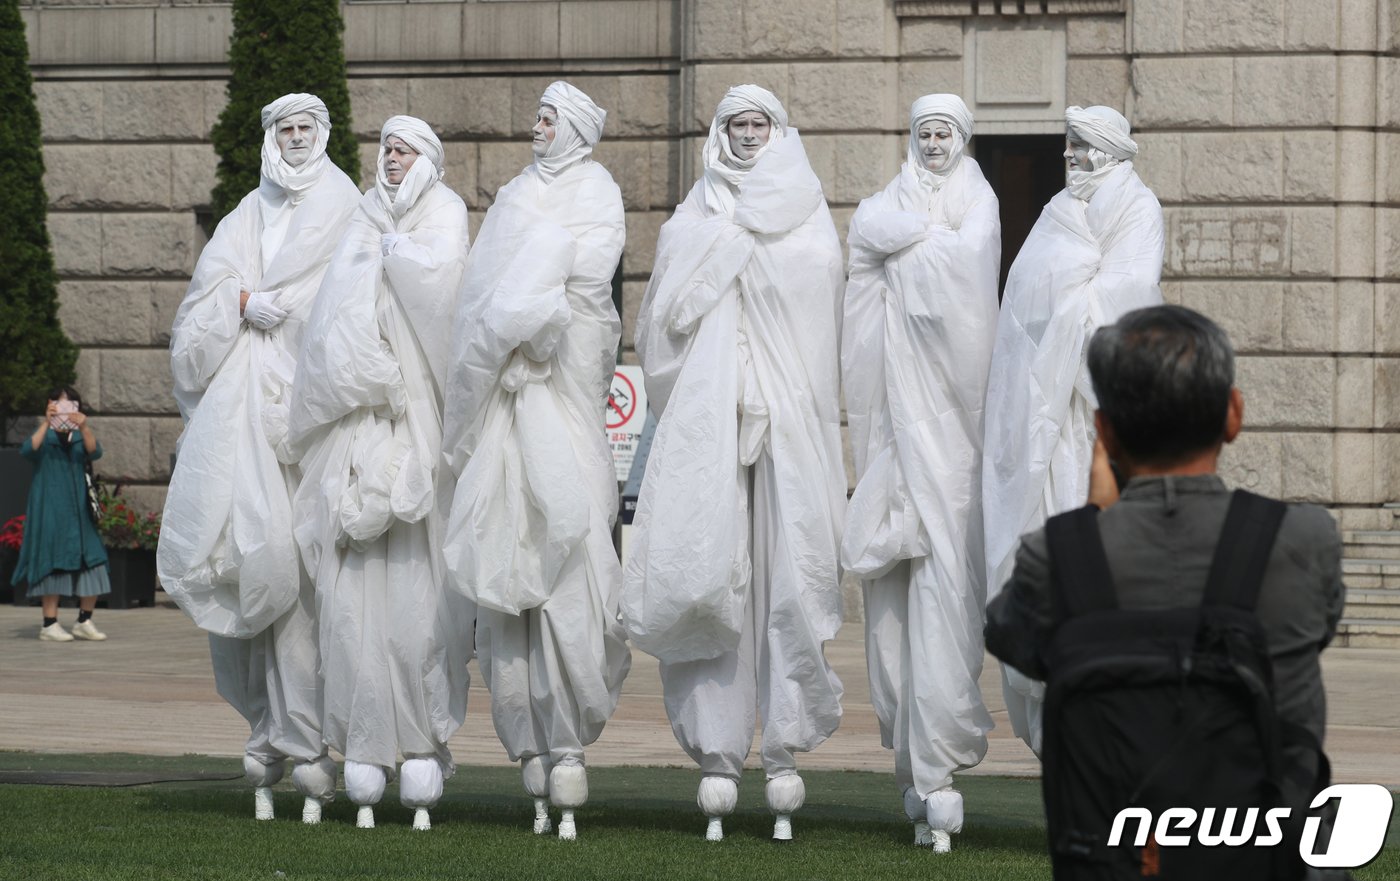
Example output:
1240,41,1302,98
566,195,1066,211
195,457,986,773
1046,505,1118,619
1202,490,1288,610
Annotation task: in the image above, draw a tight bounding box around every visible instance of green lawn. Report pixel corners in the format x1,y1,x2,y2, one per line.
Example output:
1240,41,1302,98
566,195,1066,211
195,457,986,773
0,753,1394,880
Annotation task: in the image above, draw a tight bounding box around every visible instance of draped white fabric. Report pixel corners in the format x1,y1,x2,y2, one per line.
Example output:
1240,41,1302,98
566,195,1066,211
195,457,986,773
981,161,1164,751
285,164,472,774
842,150,1000,803
441,150,631,764
624,122,845,775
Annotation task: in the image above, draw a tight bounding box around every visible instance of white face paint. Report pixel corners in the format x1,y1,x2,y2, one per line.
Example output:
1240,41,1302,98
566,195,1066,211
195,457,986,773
726,110,772,161
1065,135,1095,172
275,112,316,168
532,105,558,157
383,135,419,185
918,122,955,172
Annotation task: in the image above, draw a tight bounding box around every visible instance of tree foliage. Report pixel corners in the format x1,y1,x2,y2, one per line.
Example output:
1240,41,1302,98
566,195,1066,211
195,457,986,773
0,0,78,427
210,0,358,220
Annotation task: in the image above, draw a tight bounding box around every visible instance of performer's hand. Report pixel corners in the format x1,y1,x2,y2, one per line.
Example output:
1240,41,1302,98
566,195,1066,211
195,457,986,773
243,289,288,330
381,233,402,258
239,289,250,316
1087,437,1120,510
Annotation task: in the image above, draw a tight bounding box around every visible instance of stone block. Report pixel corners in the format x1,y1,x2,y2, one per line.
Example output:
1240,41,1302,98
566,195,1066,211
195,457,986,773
102,214,195,277
170,143,218,211
900,18,961,57
1339,0,1379,50
1333,129,1375,204
204,81,227,140
150,282,187,346
1132,132,1181,203
831,133,897,205
1132,0,1183,53
1288,207,1334,278
48,213,102,276
1279,431,1333,502
58,282,154,347
690,64,791,131
438,141,480,212
619,279,647,350
1336,357,1375,428
841,571,864,625
1066,57,1128,112
513,75,574,136
1282,282,1334,352
897,60,962,123
1377,358,1400,428
1383,133,1400,202
149,417,184,481
408,77,514,140
73,349,102,413
1285,0,1337,49
1336,280,1376,353
1378,284,1400,354
117,485,168,522
1234,55,1336,128
91,416,153,482
358,142,379,194
462,1,559,60
35,7,154,65
35,81,103,141
101,350,177,416
1131,57,1232,128
745,0,836,57
1166,207,1287,277
1183,0,1284,51
1175,281,1282,352
1377,434,1400,502
1068,15,1125,55
345,1,462,62
593,141,654,211
612,75,676,138
1332,433,1375,504
1219,430,1280,497
1336,205,1376,278
103,82,209,141
1337,54,1378,128
476,142,529,205
1180,133,1281,201
155,5,231,65
560,0,661,58
45,144,172,211
349,79,411,140
1281,131,1336,202
1380,208,1400,279
688,0,745,59
836,0,892,57
648,140,682,208
621,210,666,281
1383,57,1400,127
1235,355,1334,429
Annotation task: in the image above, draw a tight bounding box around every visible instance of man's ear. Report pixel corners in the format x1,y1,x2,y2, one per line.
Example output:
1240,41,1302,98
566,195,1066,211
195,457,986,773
1223,387,1244,444
1094,410,1122,460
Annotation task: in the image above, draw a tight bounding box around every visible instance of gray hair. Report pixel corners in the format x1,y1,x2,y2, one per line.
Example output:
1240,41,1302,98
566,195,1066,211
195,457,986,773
1087,305,1235,465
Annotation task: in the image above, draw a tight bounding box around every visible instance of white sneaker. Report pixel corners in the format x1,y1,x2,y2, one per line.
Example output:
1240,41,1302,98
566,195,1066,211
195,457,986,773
533,798,553,835
412,808,430,831
558,809,577,840
930,829,952,853
772,813,793,841
254,786,275,821
71,619,107,641
39,622,74,642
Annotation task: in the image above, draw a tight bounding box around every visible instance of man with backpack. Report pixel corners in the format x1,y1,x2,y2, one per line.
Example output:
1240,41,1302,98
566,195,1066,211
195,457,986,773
985,304,1345,879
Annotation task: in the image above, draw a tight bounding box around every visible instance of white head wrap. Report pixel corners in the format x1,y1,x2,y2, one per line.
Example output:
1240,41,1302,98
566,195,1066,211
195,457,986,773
702,84,789,188
1064,105,1136,201
375,115,446,218
908,93,973,191
259,93,332,202
535,81,607,179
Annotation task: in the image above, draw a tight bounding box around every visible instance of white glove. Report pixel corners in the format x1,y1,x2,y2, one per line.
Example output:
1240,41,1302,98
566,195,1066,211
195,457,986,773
381,233,403,258
243,288,287,330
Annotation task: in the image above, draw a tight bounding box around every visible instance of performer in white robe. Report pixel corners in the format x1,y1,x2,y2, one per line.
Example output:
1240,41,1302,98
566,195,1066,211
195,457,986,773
284,116,473,831
982,104,1165,755
441,81,631,841
159,93,360,824
624,85,846,842
842,94,999,853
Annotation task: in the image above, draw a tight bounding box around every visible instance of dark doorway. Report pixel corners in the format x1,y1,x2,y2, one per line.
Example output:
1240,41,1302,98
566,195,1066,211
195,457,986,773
976,135,1064,298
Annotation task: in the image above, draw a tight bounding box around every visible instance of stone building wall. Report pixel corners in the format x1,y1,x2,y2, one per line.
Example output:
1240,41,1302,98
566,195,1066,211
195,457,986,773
17,0,1400,529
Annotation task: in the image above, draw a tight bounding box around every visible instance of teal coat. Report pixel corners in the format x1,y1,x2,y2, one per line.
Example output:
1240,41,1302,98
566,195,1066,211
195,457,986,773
12,430,108,585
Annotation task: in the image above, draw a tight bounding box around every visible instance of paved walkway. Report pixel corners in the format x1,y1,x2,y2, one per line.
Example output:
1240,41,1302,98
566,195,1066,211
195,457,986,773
2,600,1396,785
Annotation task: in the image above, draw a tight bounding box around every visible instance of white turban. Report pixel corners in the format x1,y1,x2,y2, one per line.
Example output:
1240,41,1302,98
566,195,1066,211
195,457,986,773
259,93,333,200
702,84,789,185
907,93,973,189
375,115,446,218
1065,105,1137,160
536,81,606,179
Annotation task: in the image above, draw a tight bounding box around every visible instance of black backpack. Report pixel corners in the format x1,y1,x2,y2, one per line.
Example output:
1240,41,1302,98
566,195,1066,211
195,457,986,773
1039,490,1312,881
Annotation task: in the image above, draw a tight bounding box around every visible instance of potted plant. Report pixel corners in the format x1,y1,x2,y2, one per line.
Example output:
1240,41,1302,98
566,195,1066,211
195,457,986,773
0,515,23,603
94,482,160,608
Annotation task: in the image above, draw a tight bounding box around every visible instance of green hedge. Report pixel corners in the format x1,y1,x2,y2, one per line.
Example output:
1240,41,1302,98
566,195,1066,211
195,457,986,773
210,0,359,221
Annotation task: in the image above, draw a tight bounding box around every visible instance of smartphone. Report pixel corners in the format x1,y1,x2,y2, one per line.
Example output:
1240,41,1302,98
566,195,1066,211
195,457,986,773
49,400,78,432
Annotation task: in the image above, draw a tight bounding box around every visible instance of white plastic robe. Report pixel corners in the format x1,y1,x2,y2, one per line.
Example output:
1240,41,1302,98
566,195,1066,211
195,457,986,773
625,109,846,778
842,147,1000,806
982,160,1164,752
441,104,631,766
159,95,360,768
285,125,472,774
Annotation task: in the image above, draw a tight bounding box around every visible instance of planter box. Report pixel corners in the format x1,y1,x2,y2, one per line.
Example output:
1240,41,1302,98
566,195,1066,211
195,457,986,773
103,548,156,609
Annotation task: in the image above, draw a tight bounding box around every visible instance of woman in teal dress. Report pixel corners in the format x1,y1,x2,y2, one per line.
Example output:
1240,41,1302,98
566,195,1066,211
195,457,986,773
13,386,111,641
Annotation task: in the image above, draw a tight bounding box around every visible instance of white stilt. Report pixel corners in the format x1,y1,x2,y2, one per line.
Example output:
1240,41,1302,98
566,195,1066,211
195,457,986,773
533,798,553,835
253,787,274,821
558,809,577,840
356,806,375,829
302,798,322,825
412,808,431,831
772,813,793,841
705,817,724,841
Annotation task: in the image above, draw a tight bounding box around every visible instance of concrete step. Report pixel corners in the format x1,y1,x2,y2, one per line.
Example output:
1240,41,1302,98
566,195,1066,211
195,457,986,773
1335,618,1400,649
1343,589,1400,621
1342,558,1400,589
1342,530,1400,559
